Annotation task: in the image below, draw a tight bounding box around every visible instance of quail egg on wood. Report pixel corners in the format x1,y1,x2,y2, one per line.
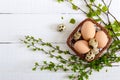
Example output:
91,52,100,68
81,21,96,40
57,24,66,32
74,40,90,54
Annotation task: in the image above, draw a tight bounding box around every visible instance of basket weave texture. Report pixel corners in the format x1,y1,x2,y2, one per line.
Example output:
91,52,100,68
67,18,112,62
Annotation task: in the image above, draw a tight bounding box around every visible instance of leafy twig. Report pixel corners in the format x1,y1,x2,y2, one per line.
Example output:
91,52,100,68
22,35,120,80
22,0,120,80
65,0,87,14
91,3,120,41
84,0,107,25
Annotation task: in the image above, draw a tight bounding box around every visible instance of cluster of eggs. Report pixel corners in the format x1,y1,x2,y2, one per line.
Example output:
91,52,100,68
73,21,108,61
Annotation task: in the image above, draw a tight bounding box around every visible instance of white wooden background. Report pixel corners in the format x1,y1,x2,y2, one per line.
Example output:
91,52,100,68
0,0,120,80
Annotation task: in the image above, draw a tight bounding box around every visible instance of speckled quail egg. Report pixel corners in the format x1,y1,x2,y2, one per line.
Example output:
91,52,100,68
85,51,95,61
74,40,90,54
57,24,66,32
91,48,99,55
89,38,98,48
73,32,81,41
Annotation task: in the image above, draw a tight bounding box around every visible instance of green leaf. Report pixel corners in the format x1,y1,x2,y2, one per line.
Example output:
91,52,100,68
24,40,28,44
110,40,120,49
43,61,47,64
87,13,92,17
27,45,30,48
95,9,101,15
94,18,101,22
87,9,96,18
113,26,120,32
61,16,64,19
32,48,37,51
87,12,96,17
68,74,75,79
56,55,62,59
32,67,36,71
98,4,102,7
102,6,108,12
22,35,120,80
57,0,64,3
60,60,66,64
90,0,95,2
63,50,69,54
69,18,76,24
56,46,60,50
72,4,78,10
35,62,39,66
68,0,73,2
115,33,120,36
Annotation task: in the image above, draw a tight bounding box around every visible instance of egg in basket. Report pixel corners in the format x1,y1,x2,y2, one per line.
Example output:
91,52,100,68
67,18,112,62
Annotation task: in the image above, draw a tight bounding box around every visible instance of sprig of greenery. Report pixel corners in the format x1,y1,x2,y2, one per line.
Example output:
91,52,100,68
57,0,64,3
63,0,120,48
22,35,120,80
22,0,120,80
69,18,76,24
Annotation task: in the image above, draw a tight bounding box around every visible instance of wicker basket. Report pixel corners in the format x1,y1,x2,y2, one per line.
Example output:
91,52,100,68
67,18,112,62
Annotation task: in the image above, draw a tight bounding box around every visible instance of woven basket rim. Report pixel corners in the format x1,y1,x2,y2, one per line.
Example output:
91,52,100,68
66,18,112,62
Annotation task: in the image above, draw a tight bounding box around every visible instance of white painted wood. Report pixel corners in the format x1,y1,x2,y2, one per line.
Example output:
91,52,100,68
0,14,86,42
0,44,120,80
0,0,80,14
0,0,119,14
0,14,119,42
0,0,120,80
0,68,120,80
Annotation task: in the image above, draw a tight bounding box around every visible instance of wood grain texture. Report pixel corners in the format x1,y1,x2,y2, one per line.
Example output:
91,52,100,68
0,0,120,80
0,0,119,14
0,14,86,42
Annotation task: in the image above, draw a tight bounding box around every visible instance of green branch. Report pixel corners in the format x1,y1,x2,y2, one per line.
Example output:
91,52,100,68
22,35,120,80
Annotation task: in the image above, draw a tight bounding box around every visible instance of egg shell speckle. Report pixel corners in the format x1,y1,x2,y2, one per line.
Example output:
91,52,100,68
95,31,108,48
74,40,90,54
81,21,96,41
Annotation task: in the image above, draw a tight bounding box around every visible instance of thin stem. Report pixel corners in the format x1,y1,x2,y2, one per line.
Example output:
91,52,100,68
65,0,87,14
83,0,107,25
32,44,69,62
100,0,120,41
105,15,119,41
107,14,111,24
101,0,120,27
108,0,112,8
101,0,106,6
40,40,77,56
108,11,120,25
91,4,119,41
29,43,85,65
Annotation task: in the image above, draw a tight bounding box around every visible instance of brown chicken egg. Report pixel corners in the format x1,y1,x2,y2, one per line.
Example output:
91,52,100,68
74,40,90,54
95,31,108,48
81,21,96,40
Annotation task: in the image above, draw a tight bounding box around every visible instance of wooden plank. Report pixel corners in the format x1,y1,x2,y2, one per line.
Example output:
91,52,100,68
0,43,68,71
0,0,119,80
0,0,80,14
0,72,70,80
0,69,120,80
0,44,120,80
0,14,119,42
0,14,86,42
0,0,119,14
